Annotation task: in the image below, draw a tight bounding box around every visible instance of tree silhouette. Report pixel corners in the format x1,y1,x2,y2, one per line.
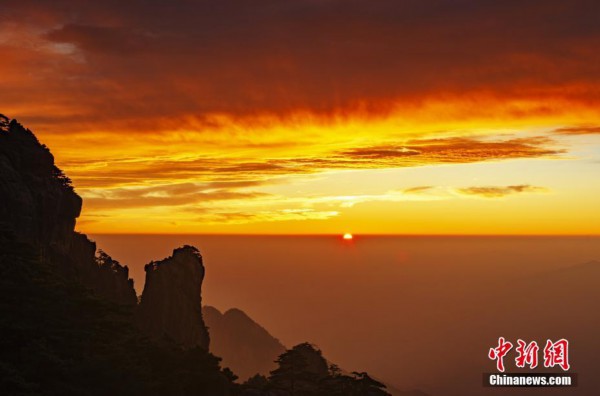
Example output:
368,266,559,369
350,371,390,395
242,374,269,392
51,165,73,190
239,343,391,396
0,114,9,131
269,343,328,395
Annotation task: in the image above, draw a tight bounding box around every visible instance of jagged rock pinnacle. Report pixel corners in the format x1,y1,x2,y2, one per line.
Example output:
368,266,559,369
138,246,210,349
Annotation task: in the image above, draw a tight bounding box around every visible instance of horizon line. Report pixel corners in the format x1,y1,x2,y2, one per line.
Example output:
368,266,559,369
84,232,600,237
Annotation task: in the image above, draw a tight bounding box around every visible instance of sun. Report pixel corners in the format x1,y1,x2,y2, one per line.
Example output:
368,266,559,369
343,233,353,240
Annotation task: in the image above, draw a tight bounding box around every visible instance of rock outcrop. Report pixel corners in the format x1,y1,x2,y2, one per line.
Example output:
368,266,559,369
0,114,137,306
0,115,231,395
203,306,286,380
138,246,210,350
0,114,81,252
1,113,213,346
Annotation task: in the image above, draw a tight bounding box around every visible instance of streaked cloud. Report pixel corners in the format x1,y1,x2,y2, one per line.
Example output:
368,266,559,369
82,182,270,210
336,136,563,165
456,185,549,198
191,209,341,225
65,134,564,189
554,125,600,135
400,186,434,195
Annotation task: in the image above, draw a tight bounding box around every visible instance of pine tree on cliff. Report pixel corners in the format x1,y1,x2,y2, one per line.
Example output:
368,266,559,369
269,343,328,395
350,371,390,395
263,343,391,396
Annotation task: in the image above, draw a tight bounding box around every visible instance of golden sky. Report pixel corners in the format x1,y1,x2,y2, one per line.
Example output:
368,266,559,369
1,1,600,234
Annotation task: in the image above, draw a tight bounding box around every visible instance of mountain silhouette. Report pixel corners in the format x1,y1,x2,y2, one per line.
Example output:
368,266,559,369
139,246,211,349
0,114,231,394
204,306,286,381
1,113,397,395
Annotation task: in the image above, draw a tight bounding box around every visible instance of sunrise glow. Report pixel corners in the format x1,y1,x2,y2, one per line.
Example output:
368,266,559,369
1,2,599,235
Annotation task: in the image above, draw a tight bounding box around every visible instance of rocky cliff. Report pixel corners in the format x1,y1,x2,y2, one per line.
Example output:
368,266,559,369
0,114,80,252
139,246,210,349
0,114,230,395
0,114,136,306
1,113,214,349
203,306,286,380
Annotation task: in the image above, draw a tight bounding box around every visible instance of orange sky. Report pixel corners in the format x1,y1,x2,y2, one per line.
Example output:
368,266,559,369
1,0,600,234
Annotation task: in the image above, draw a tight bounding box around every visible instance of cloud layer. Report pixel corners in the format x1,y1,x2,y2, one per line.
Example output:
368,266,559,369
554,125,600,135
63,135,563,190
2,1,598,233
1,0,600,132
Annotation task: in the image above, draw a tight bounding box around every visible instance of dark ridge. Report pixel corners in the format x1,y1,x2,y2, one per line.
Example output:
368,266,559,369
203,305,286,381
1,113,399,396
0,113,135,305
0,114,230,395
139,246,210,350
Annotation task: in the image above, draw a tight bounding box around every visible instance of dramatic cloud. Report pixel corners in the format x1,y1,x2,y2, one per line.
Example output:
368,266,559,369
456,185,549,198
336,136,563,165
62,134,564,190
1,0,600,133
1,1,598,233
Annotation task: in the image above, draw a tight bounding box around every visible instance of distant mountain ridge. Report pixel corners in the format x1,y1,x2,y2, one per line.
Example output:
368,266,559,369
203,305,286,380
204,305,429,396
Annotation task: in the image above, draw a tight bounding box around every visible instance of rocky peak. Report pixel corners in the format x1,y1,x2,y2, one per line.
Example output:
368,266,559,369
1,113,211,339
0,114,136,305
0,114,81,252
138,246,210,349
